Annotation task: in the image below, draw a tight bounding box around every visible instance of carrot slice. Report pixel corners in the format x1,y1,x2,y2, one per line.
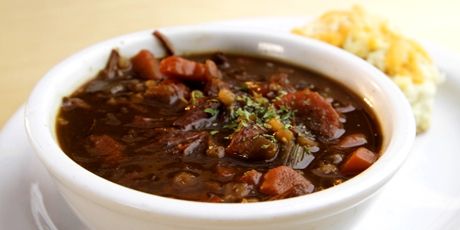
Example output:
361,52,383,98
260,166,314,196
340,147,377,175
131,49,163,80
159,56,206,81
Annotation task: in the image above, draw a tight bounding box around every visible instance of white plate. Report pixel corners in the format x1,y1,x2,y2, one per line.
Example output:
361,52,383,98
1,18,459,230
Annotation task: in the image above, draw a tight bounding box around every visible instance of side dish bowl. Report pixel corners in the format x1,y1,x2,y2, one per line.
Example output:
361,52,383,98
25,25,415,230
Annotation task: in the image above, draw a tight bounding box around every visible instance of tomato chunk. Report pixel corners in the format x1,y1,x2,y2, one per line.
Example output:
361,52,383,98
340,147,377,175
131,49,163,80
260,166,314,196
159,56,206,81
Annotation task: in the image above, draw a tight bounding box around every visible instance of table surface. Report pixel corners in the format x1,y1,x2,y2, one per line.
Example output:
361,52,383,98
1,0,459,128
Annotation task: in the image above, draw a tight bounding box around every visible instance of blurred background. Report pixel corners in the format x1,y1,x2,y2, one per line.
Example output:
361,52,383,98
1,0,459,128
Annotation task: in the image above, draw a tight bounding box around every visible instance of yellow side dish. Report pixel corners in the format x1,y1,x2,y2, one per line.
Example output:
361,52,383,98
292,5,444,133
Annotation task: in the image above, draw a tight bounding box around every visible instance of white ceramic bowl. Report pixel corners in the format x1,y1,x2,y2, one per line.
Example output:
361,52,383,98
25,25,415,230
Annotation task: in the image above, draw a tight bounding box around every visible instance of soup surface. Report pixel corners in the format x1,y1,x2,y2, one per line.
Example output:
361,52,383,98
57,47,381,203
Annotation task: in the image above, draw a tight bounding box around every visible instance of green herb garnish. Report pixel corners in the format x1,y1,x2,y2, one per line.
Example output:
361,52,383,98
223,92,297,132
204,108,219,117
190,90,204,105
210,130,219,135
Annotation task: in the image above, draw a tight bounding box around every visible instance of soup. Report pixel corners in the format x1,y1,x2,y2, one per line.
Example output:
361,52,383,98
56,41,381,203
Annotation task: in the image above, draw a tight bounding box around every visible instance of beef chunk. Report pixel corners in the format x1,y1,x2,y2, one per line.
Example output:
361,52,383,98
173,99,220,131
138,129,208,156
276,89,344,140
144,79,190,106
226,126,278,161
88,135,125,165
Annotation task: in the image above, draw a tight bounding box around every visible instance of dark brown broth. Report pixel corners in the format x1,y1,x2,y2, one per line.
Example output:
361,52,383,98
57,53,381,202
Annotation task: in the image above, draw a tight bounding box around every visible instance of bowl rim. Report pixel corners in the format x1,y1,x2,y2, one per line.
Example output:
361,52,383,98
24,24,415,223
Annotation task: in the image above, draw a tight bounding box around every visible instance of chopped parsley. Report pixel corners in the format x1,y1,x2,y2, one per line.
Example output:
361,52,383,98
261,144,271,149
204,108,219,117
190,90,204,105
209,130,219,135
223,93,295,132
